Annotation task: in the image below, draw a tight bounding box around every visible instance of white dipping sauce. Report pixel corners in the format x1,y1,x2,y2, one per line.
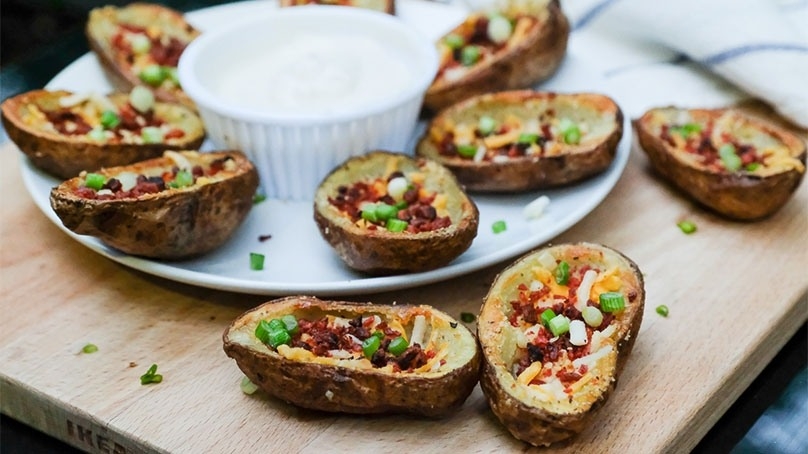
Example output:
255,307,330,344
215,34,413,116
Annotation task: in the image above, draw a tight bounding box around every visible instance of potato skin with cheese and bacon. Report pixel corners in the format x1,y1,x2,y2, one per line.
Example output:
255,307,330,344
423,0,569,114
49,150,258,259
314,151,479,275
477,242,645,446
86,3,200,109
416,90,623,192
1,89,205,179
223,296,482,417
634,106,806,221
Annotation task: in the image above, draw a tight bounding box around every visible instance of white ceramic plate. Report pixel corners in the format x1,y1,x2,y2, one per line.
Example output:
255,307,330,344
21,0,630,296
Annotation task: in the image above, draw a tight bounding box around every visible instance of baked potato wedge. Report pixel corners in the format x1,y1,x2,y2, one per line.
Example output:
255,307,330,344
1,88,205,179
423,0,570,114
478,242,645,446
223,295,481,417
314,151,479,275
279,0,395,14
49,150,259,260
416,90,623,192
86,3,200,109
635,106,806,221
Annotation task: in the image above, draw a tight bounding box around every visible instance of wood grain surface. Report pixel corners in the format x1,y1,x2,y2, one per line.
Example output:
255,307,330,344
1,121,806,454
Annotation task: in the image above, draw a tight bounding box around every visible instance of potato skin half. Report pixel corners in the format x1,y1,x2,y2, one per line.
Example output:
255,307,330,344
222,296,482,417
313,151,479,275
423,0,570,114
1,89,205,179
86,3,200,109
279,0,396,14
477,242,645,446
635,106,806,221
417,90,623,192
49,150,258,260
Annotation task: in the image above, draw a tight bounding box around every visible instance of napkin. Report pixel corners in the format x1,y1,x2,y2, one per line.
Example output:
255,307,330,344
557,0,808,128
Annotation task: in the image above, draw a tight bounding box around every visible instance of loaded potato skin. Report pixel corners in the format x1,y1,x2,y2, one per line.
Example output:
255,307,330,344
424,0,570,114
313,151,479,275
86,3,200,109
477,242,645,446
49,150,258,260
279,0,396,14
223,296,482,417
635,106,806,221
417,90,623,192
1,89,205,179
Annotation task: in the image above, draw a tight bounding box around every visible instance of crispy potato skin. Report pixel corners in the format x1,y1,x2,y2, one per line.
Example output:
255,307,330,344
423,0,570,114
635,107,807,221
314,151,479,275
1,89,205,179
222,296,482,417
49,150,258,259
417,90,623,192
86,3,199,109
477,243,645,446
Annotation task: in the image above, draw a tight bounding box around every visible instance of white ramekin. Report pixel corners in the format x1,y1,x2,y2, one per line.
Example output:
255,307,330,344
178,6,439,201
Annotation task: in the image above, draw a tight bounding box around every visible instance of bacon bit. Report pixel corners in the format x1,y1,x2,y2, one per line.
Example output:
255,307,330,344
258,234,272,242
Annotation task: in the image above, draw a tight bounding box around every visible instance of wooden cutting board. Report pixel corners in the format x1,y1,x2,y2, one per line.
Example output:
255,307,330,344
1,116,806,453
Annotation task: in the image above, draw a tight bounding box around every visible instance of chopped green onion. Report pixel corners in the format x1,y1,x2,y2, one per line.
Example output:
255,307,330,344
169,169,193,188
267,329,291,348
361,205,379,222
375,203,398,221
386,218,408,233
249,252,265,271
252,193,267,204
240,376,259,395
656,305,669,317
492,220,507,234
84,173,106,190
562,125,581,145
139,64,167,86
671,123,702,137
460,45,481,66
444,33,465,50
457,144,478,158
141,126,164,144
140,364,163,385
281,314,299,335
362,335,381,358
165,67,180,86
460,312,476,323
547,314,570,337
745,162,760,172
478,116,497,136
388,336,409,356
677,220,697,234
486,14,513,44
599,292,626,313
266,318,285,332
718,144,742,172
554,261,570,285
254,319,273,344
517,133,540,145
81,343,98,354
540,309,556,327
581,306,603,327
100,110,121,129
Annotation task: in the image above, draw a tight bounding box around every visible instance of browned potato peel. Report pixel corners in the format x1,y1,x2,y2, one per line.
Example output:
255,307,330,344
424,0,570,114
314,151,479,275
478,242,645,446
635,106,806,220
223,296,482,417
417,90,623,192
1,89,205,179
49,150,259,259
